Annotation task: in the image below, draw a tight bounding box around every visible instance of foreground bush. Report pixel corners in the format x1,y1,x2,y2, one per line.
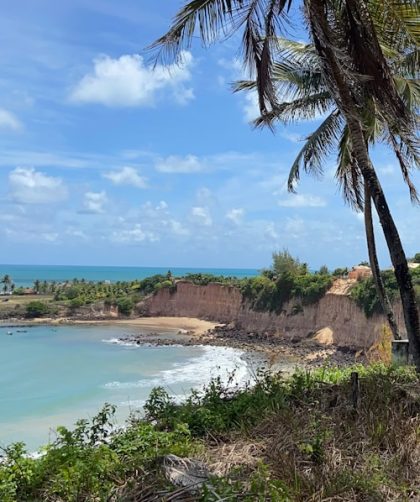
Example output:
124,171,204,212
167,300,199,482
0,364,418,501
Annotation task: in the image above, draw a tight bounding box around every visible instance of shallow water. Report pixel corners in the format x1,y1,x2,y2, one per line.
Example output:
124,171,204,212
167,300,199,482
0,324,258,450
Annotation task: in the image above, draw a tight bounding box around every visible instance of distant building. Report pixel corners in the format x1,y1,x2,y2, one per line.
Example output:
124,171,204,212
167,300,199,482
348,265,372,281
408,262,420,269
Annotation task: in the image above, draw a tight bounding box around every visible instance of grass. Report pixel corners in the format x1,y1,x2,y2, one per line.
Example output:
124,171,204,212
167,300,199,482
0,363,418,501
0,295,56,318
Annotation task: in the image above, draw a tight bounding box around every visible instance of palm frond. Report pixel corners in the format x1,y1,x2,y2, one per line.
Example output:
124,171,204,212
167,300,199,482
150,0,292,116
150,0,242,62
254,92,334,127
287,110,343,191
335,125,364,211
388,133,420,203
369,0,420,53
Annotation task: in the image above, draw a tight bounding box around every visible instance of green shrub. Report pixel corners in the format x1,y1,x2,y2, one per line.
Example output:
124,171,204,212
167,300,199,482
116,297,134,316
69,297,85,309
25,301,49,318
350,270,399,317
12,287,25,296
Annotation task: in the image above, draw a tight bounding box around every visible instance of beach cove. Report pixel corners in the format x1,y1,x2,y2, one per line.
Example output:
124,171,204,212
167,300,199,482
0,319,269,451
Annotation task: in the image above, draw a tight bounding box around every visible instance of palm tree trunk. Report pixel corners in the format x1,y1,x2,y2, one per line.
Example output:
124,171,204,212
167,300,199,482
307,0,420,369
364,184,401,340
350,124,420,367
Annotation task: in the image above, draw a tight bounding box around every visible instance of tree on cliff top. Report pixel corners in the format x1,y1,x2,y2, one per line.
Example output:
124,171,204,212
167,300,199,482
272,250,307,278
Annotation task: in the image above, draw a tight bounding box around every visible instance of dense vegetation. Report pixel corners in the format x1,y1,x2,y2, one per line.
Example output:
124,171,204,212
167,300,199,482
0,364,418,501
351,267,420,317
183,252,335,312
2,251,419,318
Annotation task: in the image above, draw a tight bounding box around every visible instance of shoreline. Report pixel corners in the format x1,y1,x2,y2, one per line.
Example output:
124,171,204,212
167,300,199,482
1,315,361,368
0,316,218,336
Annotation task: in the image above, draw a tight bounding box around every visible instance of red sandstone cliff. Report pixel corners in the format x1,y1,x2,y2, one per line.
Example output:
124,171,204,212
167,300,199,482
138,280,408,350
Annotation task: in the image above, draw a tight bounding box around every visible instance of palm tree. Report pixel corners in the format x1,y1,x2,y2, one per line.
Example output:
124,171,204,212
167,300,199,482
234,37,420,340
1,274,12,295
34,279,41,294
152,0,420,368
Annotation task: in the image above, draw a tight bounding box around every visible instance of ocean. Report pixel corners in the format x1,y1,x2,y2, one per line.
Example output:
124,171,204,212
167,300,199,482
0,264,259,288
0,324,262,451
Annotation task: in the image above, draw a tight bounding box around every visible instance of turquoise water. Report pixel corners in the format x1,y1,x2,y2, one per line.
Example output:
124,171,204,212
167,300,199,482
0,265,259,288
0,324,255,450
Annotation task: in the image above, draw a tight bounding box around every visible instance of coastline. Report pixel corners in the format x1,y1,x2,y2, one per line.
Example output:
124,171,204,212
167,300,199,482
1,315,360,368
0,316,218,336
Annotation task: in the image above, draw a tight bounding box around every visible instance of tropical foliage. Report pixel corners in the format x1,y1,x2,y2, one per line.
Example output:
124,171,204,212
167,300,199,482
351,266,420,317
0,364,418,501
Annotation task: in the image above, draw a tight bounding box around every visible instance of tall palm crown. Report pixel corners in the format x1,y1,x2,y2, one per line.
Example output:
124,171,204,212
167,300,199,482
152,0,418,136
234,38,419,209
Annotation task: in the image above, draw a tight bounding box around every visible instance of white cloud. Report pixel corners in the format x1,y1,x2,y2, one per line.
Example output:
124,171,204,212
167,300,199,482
278,194,326,208
103,166,147,188
264,222,279,240
155,151,258,175
111,224,158,243
0,108,22,131
9,167,67,204
226,208,244,225
65,228,88,240
70,51,194,107
41,232,59,242
170,219,190,236
82,191,107,214
284,217,305,237
243,92,259,122
379,164,395,176
155,154,203,173
191,206,212,226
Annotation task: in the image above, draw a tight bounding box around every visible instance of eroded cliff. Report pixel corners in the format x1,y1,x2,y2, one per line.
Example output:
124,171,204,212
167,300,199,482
139,280,407,350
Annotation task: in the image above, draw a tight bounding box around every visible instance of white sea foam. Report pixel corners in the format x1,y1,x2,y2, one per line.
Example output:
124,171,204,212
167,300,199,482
104,346,254,393
101,338,139,348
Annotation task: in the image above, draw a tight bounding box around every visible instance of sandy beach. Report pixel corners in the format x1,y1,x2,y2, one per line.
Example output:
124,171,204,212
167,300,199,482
0,316,219,337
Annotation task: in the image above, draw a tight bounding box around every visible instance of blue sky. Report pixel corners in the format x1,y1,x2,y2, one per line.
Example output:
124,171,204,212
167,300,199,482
0,0,418,270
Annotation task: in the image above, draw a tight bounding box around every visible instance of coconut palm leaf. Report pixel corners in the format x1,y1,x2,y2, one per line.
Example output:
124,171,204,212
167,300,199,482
287,110,343,190
370,0,420,51
151,0,293,115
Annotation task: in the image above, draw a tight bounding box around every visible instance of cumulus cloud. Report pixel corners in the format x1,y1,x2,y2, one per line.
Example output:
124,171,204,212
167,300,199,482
264,222,279,240
226,208,244,225
0,108,22,131
170,219,190,236
243,92,260,122
9,167,67,204
70,51,194,107
81,191,107,214
278,194,326,208
191,206,212,226
155,154,203,174
103,166,147,188
111,224,158,243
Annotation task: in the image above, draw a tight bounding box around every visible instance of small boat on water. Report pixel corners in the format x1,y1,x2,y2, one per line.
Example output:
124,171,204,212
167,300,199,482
16,330,27,333
6,331,13,336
